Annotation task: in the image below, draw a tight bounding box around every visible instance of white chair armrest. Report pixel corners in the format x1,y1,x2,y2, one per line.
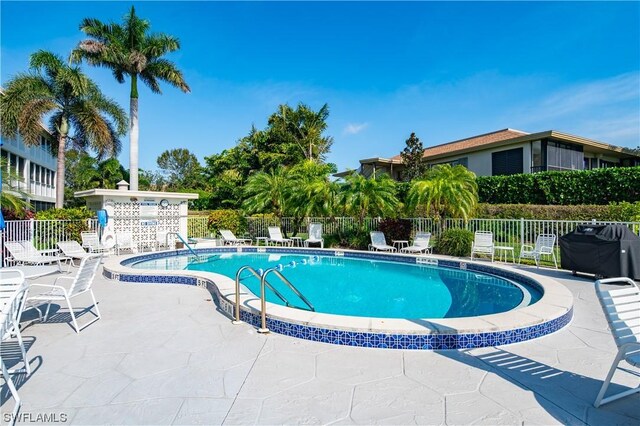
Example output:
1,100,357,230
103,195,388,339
520,244,534,251
28,283,68,292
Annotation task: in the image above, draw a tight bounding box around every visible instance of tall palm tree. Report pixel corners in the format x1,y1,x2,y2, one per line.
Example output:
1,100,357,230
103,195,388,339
243,167,291,220
338,172,399,228
71,6,190,191
0,50,127,207
407,164,478,221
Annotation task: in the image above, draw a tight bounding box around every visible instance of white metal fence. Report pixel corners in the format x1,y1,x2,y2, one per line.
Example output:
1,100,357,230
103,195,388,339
187,215,640,246
2,217,639,263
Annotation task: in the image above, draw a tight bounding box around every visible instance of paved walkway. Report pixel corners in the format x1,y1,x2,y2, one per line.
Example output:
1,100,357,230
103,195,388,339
1,265,638,425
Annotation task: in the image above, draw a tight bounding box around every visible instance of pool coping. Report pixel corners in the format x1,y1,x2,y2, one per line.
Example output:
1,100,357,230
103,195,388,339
103,246,574,349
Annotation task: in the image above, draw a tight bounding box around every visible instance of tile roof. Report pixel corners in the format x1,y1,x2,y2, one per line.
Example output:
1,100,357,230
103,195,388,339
390,128,529,160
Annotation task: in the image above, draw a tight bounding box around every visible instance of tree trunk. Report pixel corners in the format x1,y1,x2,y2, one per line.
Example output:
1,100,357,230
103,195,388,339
129,76,139,191
55,132,67,208
129,96,139,191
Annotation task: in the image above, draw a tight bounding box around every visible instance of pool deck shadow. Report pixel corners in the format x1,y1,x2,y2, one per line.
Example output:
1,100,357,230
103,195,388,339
0,263,638,425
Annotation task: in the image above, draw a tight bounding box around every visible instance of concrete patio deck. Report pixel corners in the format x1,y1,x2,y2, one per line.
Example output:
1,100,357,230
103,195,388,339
1,265,638,425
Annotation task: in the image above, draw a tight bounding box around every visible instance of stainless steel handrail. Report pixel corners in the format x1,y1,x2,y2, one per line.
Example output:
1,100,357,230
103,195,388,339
166,232,199,257
233,265,315,333
233,265,290,325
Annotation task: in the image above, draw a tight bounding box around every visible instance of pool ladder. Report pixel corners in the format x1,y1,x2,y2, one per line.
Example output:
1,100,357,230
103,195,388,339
166,232,201,260
233,265,315,333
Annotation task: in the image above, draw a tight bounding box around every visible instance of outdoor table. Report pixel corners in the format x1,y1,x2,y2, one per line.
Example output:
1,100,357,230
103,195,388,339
256,237,269,246
392,240,409,250
494,246,515,263
290,237,304,247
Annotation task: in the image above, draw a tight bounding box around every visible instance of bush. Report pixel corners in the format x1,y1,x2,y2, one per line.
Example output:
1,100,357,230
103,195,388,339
34,207,95,246
474,202,640,221
378,218,412,243
435,228,474,257
207,209,247,236
477,167,640,205
326,229,370,250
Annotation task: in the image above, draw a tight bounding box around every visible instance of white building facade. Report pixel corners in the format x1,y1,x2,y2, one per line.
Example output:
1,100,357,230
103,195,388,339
1,131,57,211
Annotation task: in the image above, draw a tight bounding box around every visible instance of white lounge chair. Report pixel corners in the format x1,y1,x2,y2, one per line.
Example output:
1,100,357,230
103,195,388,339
81,231,110,254
518,234,558,268
1,283,30,425
4,241,69,271
57,241,93,266
0,270,31,376
471,231,495,262
401,232,432,254
115,231,138,255
369,231,396,252
267,226,292,246
304,223,324,248
220,229,252,246
593,277,640,407
25,254,102,333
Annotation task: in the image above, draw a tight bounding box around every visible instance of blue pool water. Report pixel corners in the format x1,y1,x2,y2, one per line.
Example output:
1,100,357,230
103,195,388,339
131,253,542,319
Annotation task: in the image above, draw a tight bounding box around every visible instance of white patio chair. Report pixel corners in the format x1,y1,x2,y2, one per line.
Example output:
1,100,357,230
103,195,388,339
593,277,640,407
115,231,138,255
0,270,31,376
518,234,558,268
1,285,31,425
25,253,103,333
471,231,495,262
401,232,432,254
267,226,293,246
81,231,110,254
369,231,396,252
57,240,93,266
220,229,252,246
304,223,324,248
4,241,69,271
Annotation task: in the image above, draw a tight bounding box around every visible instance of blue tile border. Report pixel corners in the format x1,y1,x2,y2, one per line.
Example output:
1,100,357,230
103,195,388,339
105,247,571,350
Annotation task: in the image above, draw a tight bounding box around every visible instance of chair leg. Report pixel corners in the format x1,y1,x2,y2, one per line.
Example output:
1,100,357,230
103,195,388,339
552,252,558,269
90,289,101,320
63,294,81,333
1,358,21,425
595,348,624,407
14,323,31,375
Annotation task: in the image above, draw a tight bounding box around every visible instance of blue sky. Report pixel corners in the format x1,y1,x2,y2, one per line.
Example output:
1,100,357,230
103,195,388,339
2,1,639,173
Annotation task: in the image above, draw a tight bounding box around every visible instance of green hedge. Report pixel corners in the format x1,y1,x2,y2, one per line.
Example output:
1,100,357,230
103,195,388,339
475,202,640,221
207,209,247,236
478,167,640,205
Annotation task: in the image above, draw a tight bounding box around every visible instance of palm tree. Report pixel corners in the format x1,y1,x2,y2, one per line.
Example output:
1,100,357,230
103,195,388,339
288,160,337,218
0,50,127,207
243,167,291,220
338,172,399,228
71,6,190,191
407,164,478,221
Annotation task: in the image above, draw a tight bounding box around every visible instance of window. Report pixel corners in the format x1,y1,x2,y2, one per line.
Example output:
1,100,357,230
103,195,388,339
492,148,523,176
546,140,584,171
531,140,544,172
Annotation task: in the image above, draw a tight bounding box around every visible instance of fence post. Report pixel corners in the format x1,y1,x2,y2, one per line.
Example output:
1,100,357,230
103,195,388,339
520,217,525,248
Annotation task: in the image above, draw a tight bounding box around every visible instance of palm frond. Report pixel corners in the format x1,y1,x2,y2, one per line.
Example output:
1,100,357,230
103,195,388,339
143,59,190,92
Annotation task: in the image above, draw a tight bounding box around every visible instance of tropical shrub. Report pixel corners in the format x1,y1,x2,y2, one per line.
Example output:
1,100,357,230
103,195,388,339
207,210,247,236
477,167,640,205
34,207,95,246
326,229,370,250
407,164,477,220
435,228,474,257
378,218,412,243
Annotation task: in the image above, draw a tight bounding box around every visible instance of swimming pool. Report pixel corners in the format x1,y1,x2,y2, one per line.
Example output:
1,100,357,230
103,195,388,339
106,247,574,350
130,252,542,319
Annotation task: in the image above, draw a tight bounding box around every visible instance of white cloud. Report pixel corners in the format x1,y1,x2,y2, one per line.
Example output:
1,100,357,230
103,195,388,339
343,122,369,135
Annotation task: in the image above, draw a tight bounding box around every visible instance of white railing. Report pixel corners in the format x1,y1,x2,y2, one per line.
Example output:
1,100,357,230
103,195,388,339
3,217,639,265
2,219,99,251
